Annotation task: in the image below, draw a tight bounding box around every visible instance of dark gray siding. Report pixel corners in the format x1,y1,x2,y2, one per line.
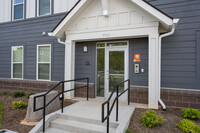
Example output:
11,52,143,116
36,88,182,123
129,38,148,86
0,13,66,81
75,42,96,83
146,0,200,89
75,38,149,86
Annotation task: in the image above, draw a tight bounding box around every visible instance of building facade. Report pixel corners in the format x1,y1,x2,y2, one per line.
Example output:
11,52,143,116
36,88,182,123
0,0,200,109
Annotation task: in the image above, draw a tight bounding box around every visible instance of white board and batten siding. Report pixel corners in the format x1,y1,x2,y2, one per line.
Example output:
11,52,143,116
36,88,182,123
0,0,11,23
54,0,79,14
0,0,78,23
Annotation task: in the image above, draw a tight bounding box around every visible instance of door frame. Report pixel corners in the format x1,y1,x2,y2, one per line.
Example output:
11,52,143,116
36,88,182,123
95,41,129,101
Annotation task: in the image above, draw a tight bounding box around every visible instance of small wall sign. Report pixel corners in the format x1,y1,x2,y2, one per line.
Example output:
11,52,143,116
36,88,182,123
134,54,141,62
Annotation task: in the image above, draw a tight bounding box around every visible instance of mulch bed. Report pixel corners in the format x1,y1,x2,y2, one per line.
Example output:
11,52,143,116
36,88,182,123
128,108,200,133
0,90,77,133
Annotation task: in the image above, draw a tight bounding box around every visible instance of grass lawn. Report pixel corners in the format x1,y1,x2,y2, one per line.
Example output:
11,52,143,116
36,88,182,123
0,101,3,129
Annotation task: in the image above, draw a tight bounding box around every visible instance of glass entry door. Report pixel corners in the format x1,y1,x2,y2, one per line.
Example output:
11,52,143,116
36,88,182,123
96,42,128,101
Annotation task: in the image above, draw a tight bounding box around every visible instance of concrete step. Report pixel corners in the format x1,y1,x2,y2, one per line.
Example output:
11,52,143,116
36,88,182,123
44,128,75,133
50,118,116,133
59,114,119,128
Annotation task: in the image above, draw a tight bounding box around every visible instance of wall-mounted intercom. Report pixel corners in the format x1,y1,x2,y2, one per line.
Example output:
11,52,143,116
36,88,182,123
134,64,140,74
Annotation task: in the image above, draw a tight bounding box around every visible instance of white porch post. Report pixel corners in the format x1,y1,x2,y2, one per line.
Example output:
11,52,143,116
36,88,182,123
148,33,159,109
64,40,75,99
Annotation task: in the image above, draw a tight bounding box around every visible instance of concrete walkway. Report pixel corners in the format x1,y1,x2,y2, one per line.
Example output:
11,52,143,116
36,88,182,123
30,100,135,133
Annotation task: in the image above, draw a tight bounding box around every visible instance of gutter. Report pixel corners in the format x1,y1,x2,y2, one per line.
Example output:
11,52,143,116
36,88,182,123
48,32,66,45
57,38,66,45
158,19,180,111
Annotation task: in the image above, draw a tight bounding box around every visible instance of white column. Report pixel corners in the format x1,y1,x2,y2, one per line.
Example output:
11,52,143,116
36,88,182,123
148,33,159,109
64,40,75,99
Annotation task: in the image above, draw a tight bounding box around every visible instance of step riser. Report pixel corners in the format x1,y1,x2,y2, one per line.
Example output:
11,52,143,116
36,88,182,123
51,121,104,133
59,114,119,128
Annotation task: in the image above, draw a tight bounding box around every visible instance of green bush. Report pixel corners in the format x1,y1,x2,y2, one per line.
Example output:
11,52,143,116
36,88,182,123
182,108,200,120
27,92,36,99
125,129,132,133
141,110,164,128
1,90,7,95
12,101,27,109
177,119,200,133
0,101,3,129
12,91,25,98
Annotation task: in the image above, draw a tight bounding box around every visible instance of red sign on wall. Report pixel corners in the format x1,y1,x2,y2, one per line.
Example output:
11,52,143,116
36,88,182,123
134,54,141,62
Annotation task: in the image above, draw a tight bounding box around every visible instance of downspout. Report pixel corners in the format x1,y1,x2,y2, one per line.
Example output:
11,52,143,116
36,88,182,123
57,38,66,45
158,19,179,111
48,33,66,45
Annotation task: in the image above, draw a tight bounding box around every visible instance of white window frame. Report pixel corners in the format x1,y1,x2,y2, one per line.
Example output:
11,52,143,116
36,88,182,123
11,46,24,79
37,0,52,17
12,0,24,21
36,44,51,81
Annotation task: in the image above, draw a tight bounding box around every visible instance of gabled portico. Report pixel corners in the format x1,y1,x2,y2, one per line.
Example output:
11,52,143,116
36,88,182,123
49,0,179,109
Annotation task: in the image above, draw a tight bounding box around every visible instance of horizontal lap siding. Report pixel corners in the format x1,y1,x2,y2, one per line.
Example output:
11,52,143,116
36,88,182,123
129,38,148,86
146,0,200,89
75,42,96,83
0,13,66,81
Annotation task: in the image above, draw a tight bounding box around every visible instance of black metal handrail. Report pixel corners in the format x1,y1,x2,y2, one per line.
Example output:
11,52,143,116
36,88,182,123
33,77,89,132
102,79,130,133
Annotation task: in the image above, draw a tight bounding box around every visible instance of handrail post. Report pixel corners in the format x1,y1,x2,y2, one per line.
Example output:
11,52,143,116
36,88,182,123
116,85,119,122
61,82,64,113
87,78,89,101
107,102,110,133
128,79,130,105
43,95,46,132
102,104,104,122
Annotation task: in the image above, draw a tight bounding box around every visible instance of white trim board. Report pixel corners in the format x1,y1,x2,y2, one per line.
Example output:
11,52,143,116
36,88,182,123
36,44,51,81
49,0,175,39
11,46,24,79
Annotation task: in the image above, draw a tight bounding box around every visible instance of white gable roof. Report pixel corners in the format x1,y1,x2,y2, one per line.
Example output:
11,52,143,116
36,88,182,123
49,0,176,39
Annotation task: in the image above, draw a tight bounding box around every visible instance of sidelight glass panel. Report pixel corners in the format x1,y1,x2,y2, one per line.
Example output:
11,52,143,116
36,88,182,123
97,48,105,97
13,64,22,78
97,43,105,48
38,46,50,62
14,0,23,4
14,4,23,20
107,42,127,47
13,47,23,62
39,0,51,16
38,64,50,80
109,51,124,93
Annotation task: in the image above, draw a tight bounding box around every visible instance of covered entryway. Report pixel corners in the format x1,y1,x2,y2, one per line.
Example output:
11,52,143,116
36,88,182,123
49,0,179,109
96,41,129,101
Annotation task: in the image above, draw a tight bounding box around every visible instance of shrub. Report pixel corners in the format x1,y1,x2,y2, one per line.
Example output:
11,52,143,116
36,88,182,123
141,110,164,128
12,91,25,98
177,119,200,133
12,101,27,109
0,101,3,129
182,108,200,120
27,92,36,99
1,90,7,95
125,129,132,133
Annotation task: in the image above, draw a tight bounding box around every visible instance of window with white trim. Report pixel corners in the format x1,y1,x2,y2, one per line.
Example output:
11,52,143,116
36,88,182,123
37,45,51,80
11,46,23,79
38,0,51,16
13,0,24,20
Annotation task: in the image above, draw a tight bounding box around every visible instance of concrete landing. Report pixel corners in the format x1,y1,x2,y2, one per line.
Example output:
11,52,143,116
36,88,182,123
30,100,135,133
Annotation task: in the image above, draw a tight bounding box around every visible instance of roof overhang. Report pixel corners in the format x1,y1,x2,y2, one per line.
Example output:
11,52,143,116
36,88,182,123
49,0,179,39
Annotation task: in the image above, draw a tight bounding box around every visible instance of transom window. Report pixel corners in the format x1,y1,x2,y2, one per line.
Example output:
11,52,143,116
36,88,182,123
38,0,51,16
13,0,24,20
11,46,23,79
37,45,51,81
